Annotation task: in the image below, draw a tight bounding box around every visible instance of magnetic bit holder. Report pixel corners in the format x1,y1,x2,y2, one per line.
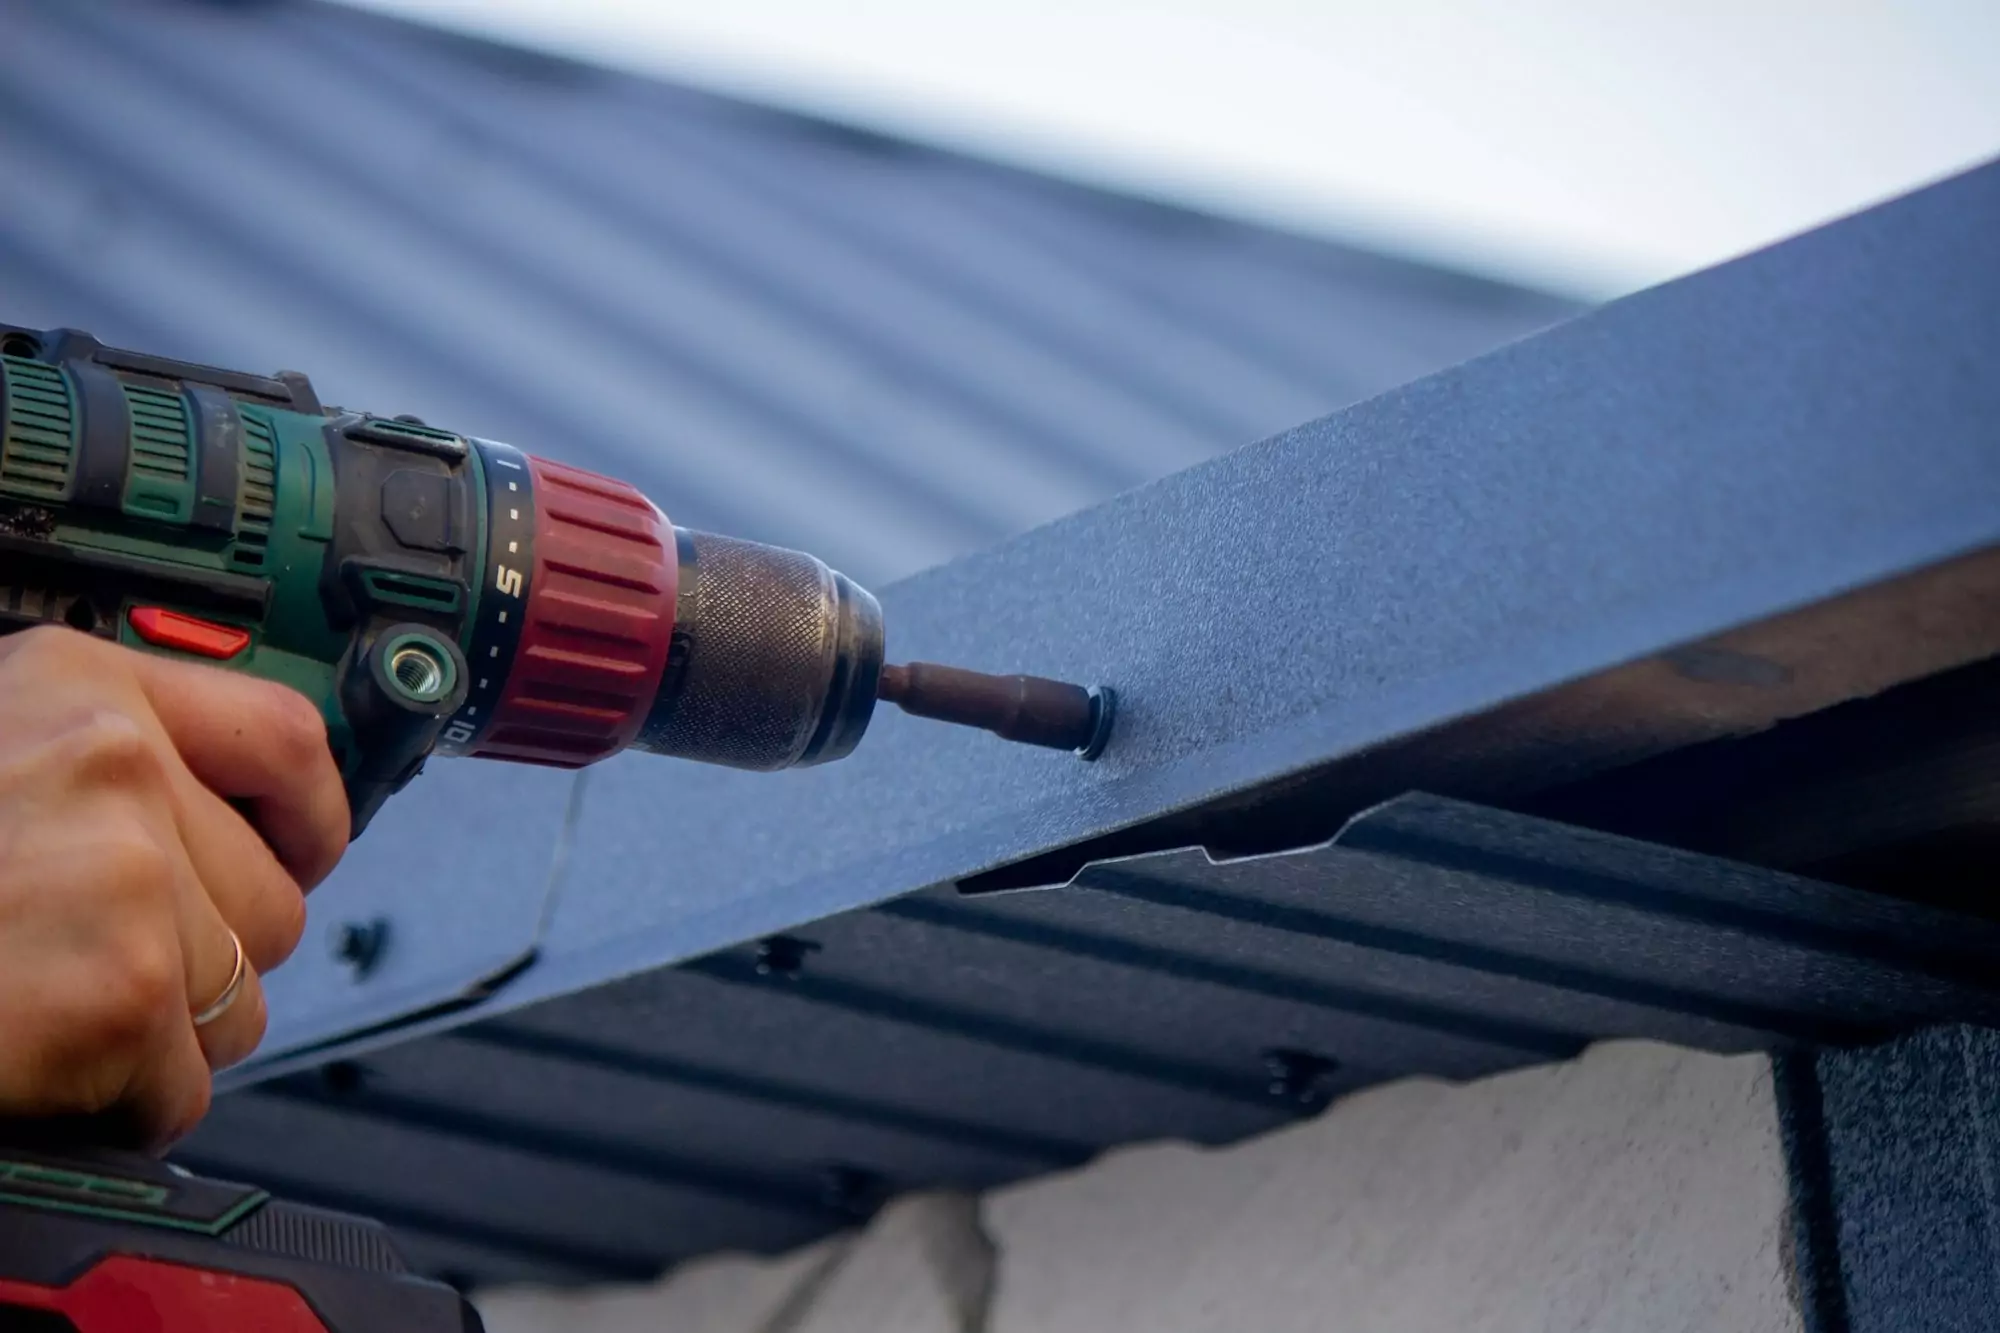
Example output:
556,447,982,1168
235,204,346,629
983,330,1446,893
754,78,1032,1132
878,662,1117,760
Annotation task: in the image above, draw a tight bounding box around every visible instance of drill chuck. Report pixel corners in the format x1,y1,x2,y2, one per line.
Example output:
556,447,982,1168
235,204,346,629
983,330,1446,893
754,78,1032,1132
435,449,882,774
632,529,882,769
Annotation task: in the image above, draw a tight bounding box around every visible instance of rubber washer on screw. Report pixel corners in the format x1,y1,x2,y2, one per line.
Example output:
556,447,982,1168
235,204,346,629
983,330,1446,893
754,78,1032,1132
1076,686,1117,761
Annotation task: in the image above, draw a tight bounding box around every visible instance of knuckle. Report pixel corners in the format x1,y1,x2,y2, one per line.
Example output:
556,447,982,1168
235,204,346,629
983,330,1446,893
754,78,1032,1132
61,713,167,794
101,929,184,1032
90,820,179,902
258,688,329,769
3,623,100,673
45,927,179,1064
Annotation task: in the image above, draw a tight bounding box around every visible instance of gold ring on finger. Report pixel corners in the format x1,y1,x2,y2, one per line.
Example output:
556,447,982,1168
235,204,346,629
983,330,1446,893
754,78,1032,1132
191,928,248,1029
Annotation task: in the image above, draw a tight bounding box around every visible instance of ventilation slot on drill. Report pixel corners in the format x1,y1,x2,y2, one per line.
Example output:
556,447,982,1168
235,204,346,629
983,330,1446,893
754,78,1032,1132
0,355,76,502
358,569,463,614
122,384,194,522
221,1199,408,1273
230,410,278,571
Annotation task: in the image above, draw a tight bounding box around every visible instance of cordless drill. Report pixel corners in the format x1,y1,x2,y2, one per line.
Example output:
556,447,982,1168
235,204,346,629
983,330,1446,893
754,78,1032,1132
0,322,1115,1331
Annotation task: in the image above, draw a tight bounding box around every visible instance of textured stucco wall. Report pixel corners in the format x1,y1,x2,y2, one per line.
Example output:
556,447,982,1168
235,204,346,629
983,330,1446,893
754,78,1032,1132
476,1040,1802,1333
1777,1024,2000,1333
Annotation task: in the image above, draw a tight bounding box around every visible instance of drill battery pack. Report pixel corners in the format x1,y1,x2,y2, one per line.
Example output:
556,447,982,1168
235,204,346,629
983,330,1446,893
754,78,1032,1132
0,1145,480,1331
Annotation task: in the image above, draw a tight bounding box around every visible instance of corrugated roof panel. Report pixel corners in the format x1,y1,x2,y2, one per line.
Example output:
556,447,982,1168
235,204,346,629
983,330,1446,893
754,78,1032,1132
22,0,1996,1301
0,0,1574,584
186,794,2000,1288
158,153,1998,1290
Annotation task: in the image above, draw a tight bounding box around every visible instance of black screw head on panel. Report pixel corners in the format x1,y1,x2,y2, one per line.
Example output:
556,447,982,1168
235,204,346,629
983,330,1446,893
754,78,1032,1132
817,1164,886,1218
319,1060,366,1098
1262,1047,1340,1106
755,935,820,979
330,918,391,979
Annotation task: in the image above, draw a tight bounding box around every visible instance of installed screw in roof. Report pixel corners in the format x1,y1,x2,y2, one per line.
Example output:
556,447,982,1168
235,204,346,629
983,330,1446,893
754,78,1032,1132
330,918,391,979
755,936,820,979
1263,1048,1341,1106
817,1164,887,1218
319,1061,367,1098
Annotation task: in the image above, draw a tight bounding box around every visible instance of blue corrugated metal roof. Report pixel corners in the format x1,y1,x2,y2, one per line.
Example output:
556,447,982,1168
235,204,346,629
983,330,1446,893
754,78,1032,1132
146,128,1998,1298
54,0,2000,1301
0,0,1574,588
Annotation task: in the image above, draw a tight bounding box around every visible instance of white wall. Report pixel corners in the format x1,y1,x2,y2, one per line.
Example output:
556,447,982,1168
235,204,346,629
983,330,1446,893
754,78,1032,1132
476,1040,1803,1333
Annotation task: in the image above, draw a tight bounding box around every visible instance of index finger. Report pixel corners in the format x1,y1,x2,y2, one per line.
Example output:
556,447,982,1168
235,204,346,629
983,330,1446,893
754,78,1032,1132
123,649,350,888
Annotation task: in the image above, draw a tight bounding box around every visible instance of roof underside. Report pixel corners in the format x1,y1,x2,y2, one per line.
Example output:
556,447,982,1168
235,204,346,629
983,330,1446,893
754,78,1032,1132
8,0,2000,1296
186,789,2000,1286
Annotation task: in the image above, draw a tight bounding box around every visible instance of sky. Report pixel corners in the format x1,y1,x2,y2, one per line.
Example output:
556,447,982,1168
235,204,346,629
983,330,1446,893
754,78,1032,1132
335,2,2000,299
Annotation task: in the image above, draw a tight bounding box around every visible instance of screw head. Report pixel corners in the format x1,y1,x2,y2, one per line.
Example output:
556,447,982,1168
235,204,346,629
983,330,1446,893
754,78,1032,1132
817,1164,885,1216
331,918,391,979
1261,1047,1340,1106
320,1060,366,1097
1075,685,1117,761
755,935,819,979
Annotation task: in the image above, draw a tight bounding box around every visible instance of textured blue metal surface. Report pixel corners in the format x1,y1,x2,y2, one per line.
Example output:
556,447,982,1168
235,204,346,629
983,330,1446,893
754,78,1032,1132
176,156,2000,1288
183,796,2000,1285
0,0,1576,1046
252,761,578,1055
10,0,2000,1301
0,0,1567,584
231,150,2000,1065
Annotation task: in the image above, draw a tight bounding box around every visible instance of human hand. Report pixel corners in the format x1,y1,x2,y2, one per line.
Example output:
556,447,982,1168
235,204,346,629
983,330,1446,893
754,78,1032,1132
0,625,349,1149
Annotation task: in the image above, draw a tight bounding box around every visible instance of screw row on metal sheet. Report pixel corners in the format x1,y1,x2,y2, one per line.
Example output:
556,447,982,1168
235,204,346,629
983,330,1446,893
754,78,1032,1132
752,935,1343,1107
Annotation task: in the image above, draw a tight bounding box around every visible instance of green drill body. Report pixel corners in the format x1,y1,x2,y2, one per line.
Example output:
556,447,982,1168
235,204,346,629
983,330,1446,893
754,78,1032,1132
0,323,517,834
4,347,374,730
0,318,1118,1333
0,319,1107,838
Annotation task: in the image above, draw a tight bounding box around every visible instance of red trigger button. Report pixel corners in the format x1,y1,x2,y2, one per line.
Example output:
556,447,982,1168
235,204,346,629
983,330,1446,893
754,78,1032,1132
128,607,251,660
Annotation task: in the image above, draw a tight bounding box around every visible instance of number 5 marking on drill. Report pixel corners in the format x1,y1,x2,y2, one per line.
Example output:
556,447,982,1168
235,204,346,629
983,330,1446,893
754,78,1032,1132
495,565,523,597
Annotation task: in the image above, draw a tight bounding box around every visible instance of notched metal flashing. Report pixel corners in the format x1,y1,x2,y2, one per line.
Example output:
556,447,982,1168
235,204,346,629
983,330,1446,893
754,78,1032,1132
949,793,2000,1054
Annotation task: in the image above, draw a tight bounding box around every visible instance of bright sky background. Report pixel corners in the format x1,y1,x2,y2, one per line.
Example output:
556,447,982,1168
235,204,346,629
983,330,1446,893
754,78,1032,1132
336,1,2000,299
